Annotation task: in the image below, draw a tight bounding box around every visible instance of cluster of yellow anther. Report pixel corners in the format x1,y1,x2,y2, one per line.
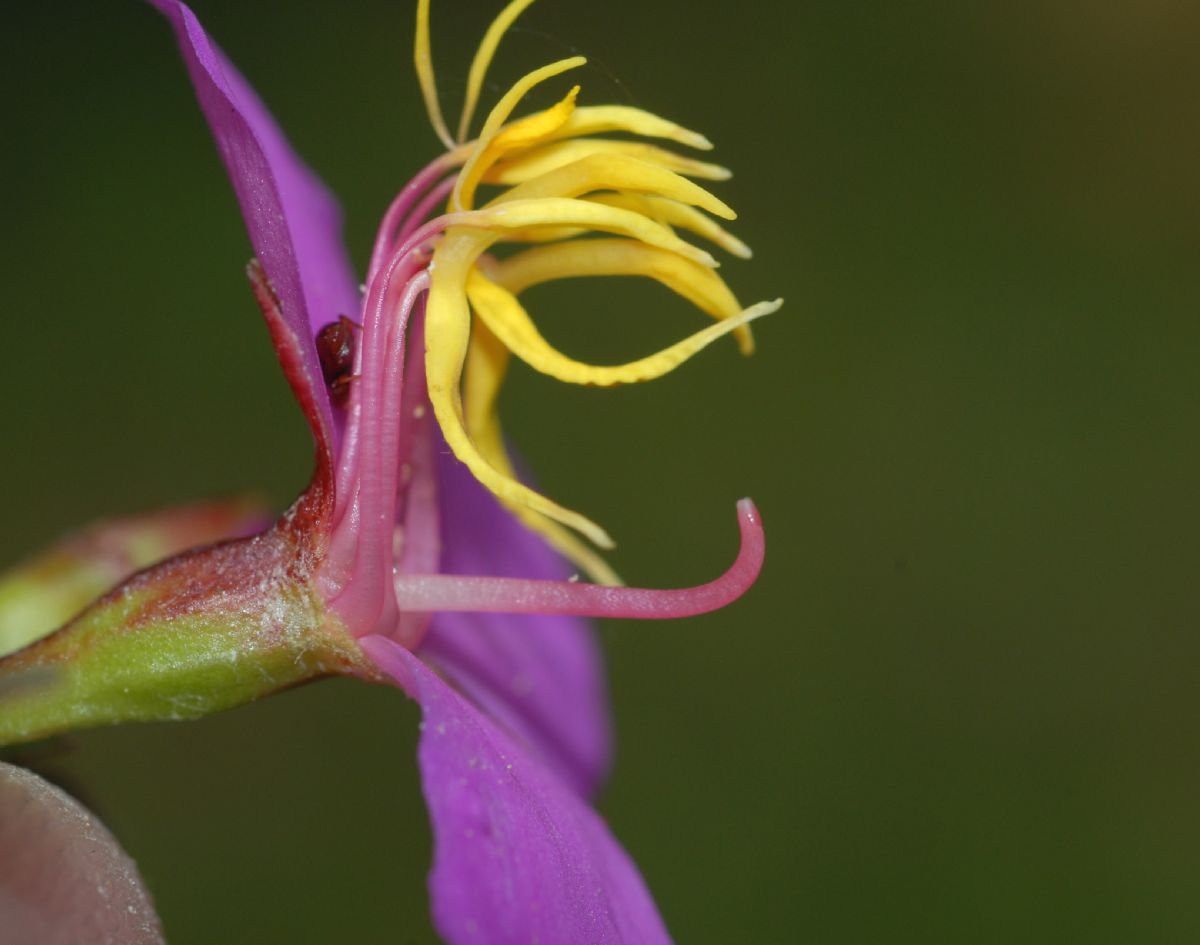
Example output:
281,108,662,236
415,0,781,585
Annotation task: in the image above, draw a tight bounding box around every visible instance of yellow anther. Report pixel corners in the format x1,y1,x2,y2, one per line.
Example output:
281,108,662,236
490,139,731,186
466,271,779,387
415,1,778,555
548,105,714,150
453,56,588,212
493,87,580,151
588,194,753,260
473,198,718,267
451,85,582,214
491,238,755,354
457,0,542,143
425,230,615,549
414,0,455,149
463,324,622,586
491,152,735,220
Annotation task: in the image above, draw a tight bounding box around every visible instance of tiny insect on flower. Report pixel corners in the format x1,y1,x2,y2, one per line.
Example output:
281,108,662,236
0,1,782,942
315,314,360,407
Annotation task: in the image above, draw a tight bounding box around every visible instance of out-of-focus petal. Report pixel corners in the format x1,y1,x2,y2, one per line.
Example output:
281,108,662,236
418,443,612,797
0,763,165,945
359,637,673,945
0,484,366,749
0,498,269,658
148,0,360,439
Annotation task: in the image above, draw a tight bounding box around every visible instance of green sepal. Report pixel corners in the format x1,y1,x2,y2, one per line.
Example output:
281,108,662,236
0,498,269,659
0,493,371,748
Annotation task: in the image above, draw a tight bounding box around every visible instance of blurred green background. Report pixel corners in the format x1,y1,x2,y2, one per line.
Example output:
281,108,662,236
3,0,1199,942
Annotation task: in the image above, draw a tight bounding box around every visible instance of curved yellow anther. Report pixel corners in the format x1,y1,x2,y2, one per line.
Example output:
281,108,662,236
492,237,755,354
489,139,732,186
469,198,719,267
453,56,588,212
463,324,622,585
467,270,780,386
493,87,580,151
414,0,455,149
491,152,735,221
547,105,714,150
425,231,615,549
450,84,582,213
452,194,753,260
457,0,542,143
587,193,753,260
412,0,778,567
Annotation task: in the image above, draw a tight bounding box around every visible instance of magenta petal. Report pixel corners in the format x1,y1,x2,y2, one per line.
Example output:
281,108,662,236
360,637,673,945
148,0,360,438
418,444,613,798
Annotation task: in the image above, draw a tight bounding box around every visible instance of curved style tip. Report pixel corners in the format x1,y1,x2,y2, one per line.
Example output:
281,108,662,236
392,500,765,621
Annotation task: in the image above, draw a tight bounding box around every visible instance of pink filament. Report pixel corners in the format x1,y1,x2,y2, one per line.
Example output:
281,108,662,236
366,154,456,287
393,500,765,617
325,171,469,632
331,209,471,527
327,266,429,634
398,176,458,244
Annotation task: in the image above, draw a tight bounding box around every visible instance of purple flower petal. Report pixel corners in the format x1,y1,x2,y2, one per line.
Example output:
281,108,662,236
359,636,673,945
418,443,613,798
148,0,360,440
